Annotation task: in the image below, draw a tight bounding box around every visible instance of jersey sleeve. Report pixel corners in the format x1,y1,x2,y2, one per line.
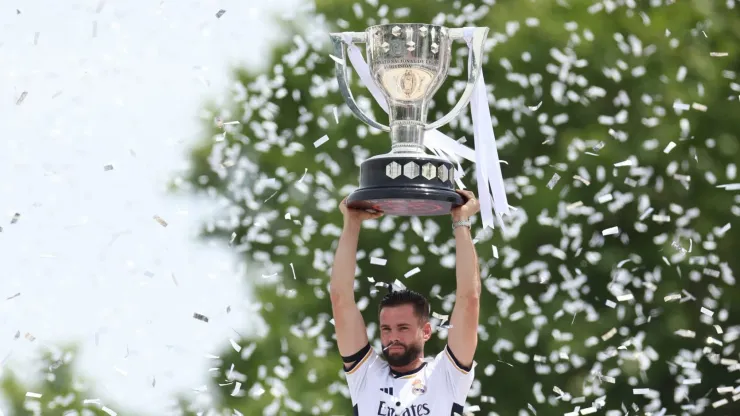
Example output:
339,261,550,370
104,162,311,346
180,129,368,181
342,342,383,403
434,344,476,401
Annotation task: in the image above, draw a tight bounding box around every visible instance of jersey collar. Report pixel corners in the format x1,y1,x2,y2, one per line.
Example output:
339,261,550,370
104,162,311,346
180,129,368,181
390,362,427,379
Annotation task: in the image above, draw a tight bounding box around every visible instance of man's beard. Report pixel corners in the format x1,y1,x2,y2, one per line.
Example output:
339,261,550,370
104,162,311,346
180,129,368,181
381,341,422,367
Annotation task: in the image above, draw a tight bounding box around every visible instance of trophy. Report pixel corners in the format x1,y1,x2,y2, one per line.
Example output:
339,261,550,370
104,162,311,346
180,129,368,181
330,24,489,216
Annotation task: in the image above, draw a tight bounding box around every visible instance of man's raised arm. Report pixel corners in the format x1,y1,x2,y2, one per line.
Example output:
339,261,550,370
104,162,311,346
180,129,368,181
447,190,482,369
330,198,382,369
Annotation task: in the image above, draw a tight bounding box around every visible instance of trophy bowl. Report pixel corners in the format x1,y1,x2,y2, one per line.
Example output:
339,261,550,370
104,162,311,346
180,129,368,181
330,24,488,216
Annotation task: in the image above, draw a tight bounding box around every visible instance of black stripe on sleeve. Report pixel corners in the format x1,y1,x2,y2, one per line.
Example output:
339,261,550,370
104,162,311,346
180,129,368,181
342,342,371,363
451,402,464,415
445,344,473,373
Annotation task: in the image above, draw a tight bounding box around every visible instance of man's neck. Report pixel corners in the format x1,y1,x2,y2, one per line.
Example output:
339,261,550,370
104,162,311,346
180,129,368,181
389,356,425,375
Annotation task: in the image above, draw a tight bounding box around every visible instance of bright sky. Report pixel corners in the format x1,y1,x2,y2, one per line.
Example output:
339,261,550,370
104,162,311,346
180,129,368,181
0,0,305,413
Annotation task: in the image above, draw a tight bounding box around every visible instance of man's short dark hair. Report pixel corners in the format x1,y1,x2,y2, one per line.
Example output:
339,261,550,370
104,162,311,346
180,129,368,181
378,289,430,323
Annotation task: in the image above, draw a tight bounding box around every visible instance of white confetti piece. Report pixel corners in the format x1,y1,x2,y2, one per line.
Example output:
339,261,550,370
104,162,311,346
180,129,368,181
675,329,696,338
102,406,117,416
573,175,590,186
153,215,168,227
597,193,613,204
691,102,707,111
313,135,329,148
617,293,634,302
701,307,714,317
580,407,597,415
370,257,387,265
404,267,420,278
682,378,701,385
16,91,28,105
710,52,729,57
394,279,406,289
231,382,242,396
528,101,543,111
717,386,734,394
601,328,617,341
602,226,619,236
546,173,561,189
492,245,499,259
229,339,241,352
717,183,740,190
663,141,676,153
25,392,42,398
614,159,633,167
712,399,728,408
290,262,297,279
605,300,616,308
664,293,681,302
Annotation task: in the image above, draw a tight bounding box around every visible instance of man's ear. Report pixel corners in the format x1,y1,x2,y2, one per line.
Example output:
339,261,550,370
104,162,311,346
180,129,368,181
422,321,432,341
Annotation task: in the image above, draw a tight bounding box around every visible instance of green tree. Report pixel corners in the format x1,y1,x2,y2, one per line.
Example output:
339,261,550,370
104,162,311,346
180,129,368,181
179,0,740,414
1,345,123,415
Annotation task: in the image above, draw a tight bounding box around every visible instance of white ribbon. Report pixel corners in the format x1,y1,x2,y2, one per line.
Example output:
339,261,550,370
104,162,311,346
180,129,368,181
339,31,509,228
463,28,510,229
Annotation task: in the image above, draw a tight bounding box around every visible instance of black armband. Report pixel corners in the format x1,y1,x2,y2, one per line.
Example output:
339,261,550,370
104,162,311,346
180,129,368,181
341,343,371,363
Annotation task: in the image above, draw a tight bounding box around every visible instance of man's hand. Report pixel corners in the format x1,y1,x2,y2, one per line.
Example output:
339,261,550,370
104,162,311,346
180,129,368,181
450,190,481,222
340,197,383,228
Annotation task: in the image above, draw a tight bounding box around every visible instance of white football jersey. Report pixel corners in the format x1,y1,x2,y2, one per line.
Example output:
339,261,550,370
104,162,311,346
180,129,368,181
343,343,475,416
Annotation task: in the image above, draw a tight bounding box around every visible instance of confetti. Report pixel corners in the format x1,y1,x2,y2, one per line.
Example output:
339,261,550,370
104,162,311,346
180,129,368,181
616,293,634,302
103,164,114,171
528,101,543,111
370,257,387,266
700,307,714,317
10,213,20,224
216,9,226,18
710,52,729,57
153,215,168,227
6,292,20,300
403,267,421,278
601,226,619,236
102,406,117,416
546,173,561,189
614,159,633,167
597,193,613,204
229,339,242,352
16,91,28,105
25,392,42,398
193,313,209,323
313,134,330,148
663,142,677,153
573,175,590,186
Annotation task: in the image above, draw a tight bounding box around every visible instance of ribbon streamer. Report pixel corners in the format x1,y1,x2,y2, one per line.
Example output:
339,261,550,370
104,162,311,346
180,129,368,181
339,30,510,228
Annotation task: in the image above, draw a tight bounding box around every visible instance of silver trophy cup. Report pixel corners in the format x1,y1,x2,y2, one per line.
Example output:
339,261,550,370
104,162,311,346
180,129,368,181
330,24,488,216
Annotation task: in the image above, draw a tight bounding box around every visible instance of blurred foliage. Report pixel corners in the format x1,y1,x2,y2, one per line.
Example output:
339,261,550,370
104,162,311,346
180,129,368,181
178,0,740,415
0,345,122,415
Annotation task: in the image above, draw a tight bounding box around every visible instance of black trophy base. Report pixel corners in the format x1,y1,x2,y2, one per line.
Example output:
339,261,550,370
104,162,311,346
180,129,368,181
347,187,463,216
345,155,464,216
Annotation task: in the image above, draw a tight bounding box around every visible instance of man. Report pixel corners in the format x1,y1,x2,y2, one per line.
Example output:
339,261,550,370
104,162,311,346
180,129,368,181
329,190,482,416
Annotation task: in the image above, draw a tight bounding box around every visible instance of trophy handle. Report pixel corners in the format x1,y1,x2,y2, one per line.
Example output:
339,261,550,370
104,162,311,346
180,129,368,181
425,27,489,131
329,32,392,132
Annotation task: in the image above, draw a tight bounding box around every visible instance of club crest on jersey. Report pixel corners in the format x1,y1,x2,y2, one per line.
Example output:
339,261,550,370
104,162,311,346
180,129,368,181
411,379,426,395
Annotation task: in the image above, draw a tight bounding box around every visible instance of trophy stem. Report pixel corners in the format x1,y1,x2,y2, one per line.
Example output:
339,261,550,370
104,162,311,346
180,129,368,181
390,121,425,153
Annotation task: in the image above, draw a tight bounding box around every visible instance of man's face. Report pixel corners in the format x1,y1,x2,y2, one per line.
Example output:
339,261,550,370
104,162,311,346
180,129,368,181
379,304,430,367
